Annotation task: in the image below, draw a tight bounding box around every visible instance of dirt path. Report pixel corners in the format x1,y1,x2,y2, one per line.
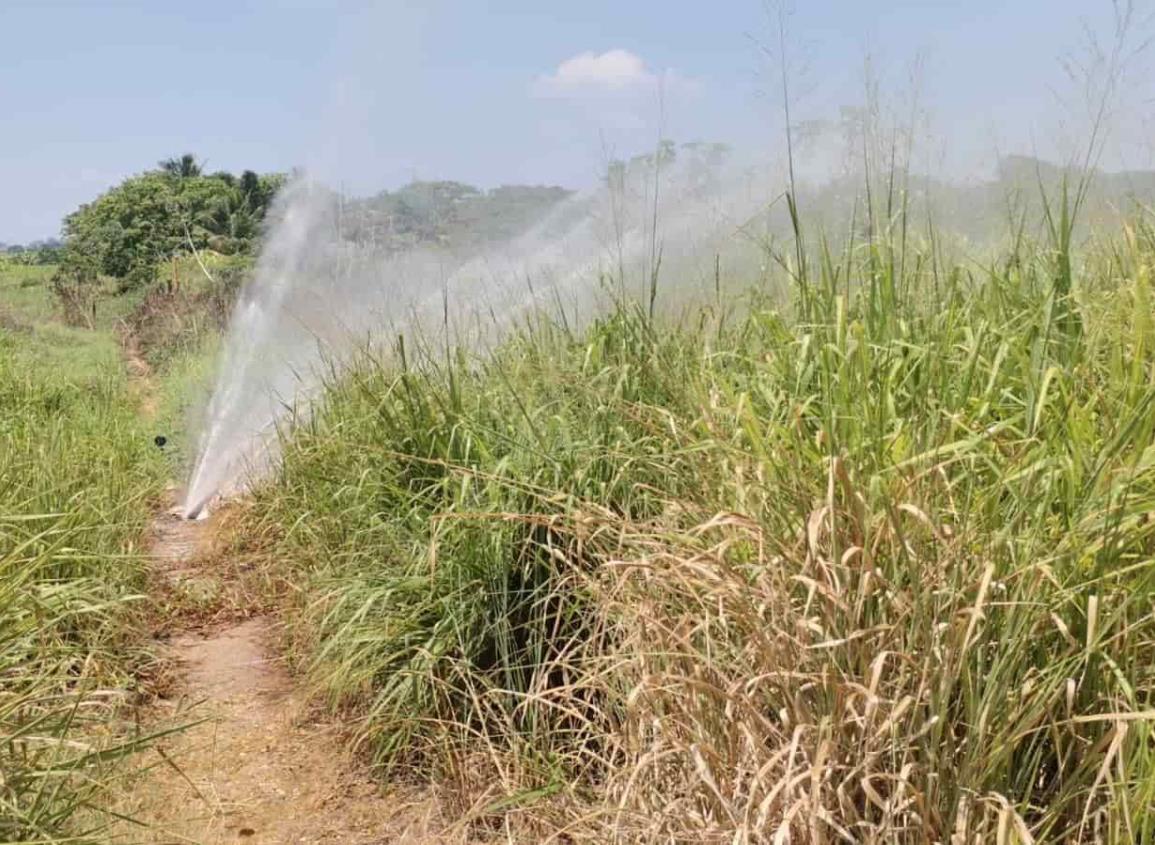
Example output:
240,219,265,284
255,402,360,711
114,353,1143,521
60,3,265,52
115,329,447,843
118,509,446,844
119,321,159,418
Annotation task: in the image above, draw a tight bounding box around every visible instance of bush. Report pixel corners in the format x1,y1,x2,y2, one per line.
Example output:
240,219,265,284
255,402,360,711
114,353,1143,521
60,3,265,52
56,158,282,296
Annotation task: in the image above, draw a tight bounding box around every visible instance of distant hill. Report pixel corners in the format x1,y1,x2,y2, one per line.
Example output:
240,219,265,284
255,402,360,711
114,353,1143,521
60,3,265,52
791,154,1155,246
339,181,574,252
996,154,1155,199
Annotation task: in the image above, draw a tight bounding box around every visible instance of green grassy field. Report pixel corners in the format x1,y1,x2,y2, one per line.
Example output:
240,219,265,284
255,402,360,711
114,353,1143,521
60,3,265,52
0,259,166,843
6,201,1155,843
0,262,58,325
236,216,1155,842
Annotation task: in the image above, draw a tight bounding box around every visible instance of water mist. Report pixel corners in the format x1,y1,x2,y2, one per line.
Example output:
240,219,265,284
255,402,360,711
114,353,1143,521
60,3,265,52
183,152,780,516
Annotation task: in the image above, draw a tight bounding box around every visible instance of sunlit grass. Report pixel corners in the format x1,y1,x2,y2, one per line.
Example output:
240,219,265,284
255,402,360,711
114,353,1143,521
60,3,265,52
239,206,1155,842
0,261,57,325
0,316,164,842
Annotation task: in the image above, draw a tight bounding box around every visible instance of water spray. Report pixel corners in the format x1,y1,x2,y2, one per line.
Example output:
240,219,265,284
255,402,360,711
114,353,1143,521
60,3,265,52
182,153,778,514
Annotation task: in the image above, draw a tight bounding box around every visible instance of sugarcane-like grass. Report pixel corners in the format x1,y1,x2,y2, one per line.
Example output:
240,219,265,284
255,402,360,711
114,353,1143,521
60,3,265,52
0,314,162,843
243,211,1155,842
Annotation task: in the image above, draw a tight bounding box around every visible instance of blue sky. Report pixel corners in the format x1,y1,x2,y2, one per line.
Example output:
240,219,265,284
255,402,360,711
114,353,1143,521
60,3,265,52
2,0,1151,242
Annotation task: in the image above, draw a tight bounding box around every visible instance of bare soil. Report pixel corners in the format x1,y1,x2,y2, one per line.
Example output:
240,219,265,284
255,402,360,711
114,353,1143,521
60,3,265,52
119,322,159,418
114,507,450,844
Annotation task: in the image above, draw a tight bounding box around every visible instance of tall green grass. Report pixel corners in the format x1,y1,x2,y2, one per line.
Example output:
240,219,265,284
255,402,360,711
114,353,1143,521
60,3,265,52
0,261,58,328
0,317,163,841
242,209,1155,842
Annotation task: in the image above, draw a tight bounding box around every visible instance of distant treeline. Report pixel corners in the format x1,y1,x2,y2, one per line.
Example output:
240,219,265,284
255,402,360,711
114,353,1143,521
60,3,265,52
792,153,1155,247
49,153,580,300
43,145,1155,310
325,142,738,253
339,181,573,251
0,239,63,264
39,140,742,304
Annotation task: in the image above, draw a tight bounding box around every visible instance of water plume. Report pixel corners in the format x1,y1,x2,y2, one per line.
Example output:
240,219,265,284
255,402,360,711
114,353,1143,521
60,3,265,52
182,131,1155,516
183,149,778,515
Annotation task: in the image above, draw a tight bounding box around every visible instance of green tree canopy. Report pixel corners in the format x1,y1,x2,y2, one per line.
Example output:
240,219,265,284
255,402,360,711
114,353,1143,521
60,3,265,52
57,155,284,291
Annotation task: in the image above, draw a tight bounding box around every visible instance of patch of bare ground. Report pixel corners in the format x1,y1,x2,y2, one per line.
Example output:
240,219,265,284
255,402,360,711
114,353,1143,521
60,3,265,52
118,321,159,418
111,331,463,844
108,501,458,844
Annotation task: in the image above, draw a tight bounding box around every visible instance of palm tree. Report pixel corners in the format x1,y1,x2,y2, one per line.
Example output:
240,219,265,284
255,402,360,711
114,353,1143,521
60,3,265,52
158,153,202,179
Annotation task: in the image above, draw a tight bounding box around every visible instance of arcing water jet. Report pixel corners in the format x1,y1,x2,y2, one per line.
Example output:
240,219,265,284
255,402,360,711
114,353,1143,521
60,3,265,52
183,150,778,515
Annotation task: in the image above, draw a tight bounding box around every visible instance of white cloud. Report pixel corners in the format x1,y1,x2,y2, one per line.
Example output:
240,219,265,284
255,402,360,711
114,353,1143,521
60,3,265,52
532,49,699,98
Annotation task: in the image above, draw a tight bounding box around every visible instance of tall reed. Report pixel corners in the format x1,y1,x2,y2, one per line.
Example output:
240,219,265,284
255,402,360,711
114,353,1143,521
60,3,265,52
242,206,1155,842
